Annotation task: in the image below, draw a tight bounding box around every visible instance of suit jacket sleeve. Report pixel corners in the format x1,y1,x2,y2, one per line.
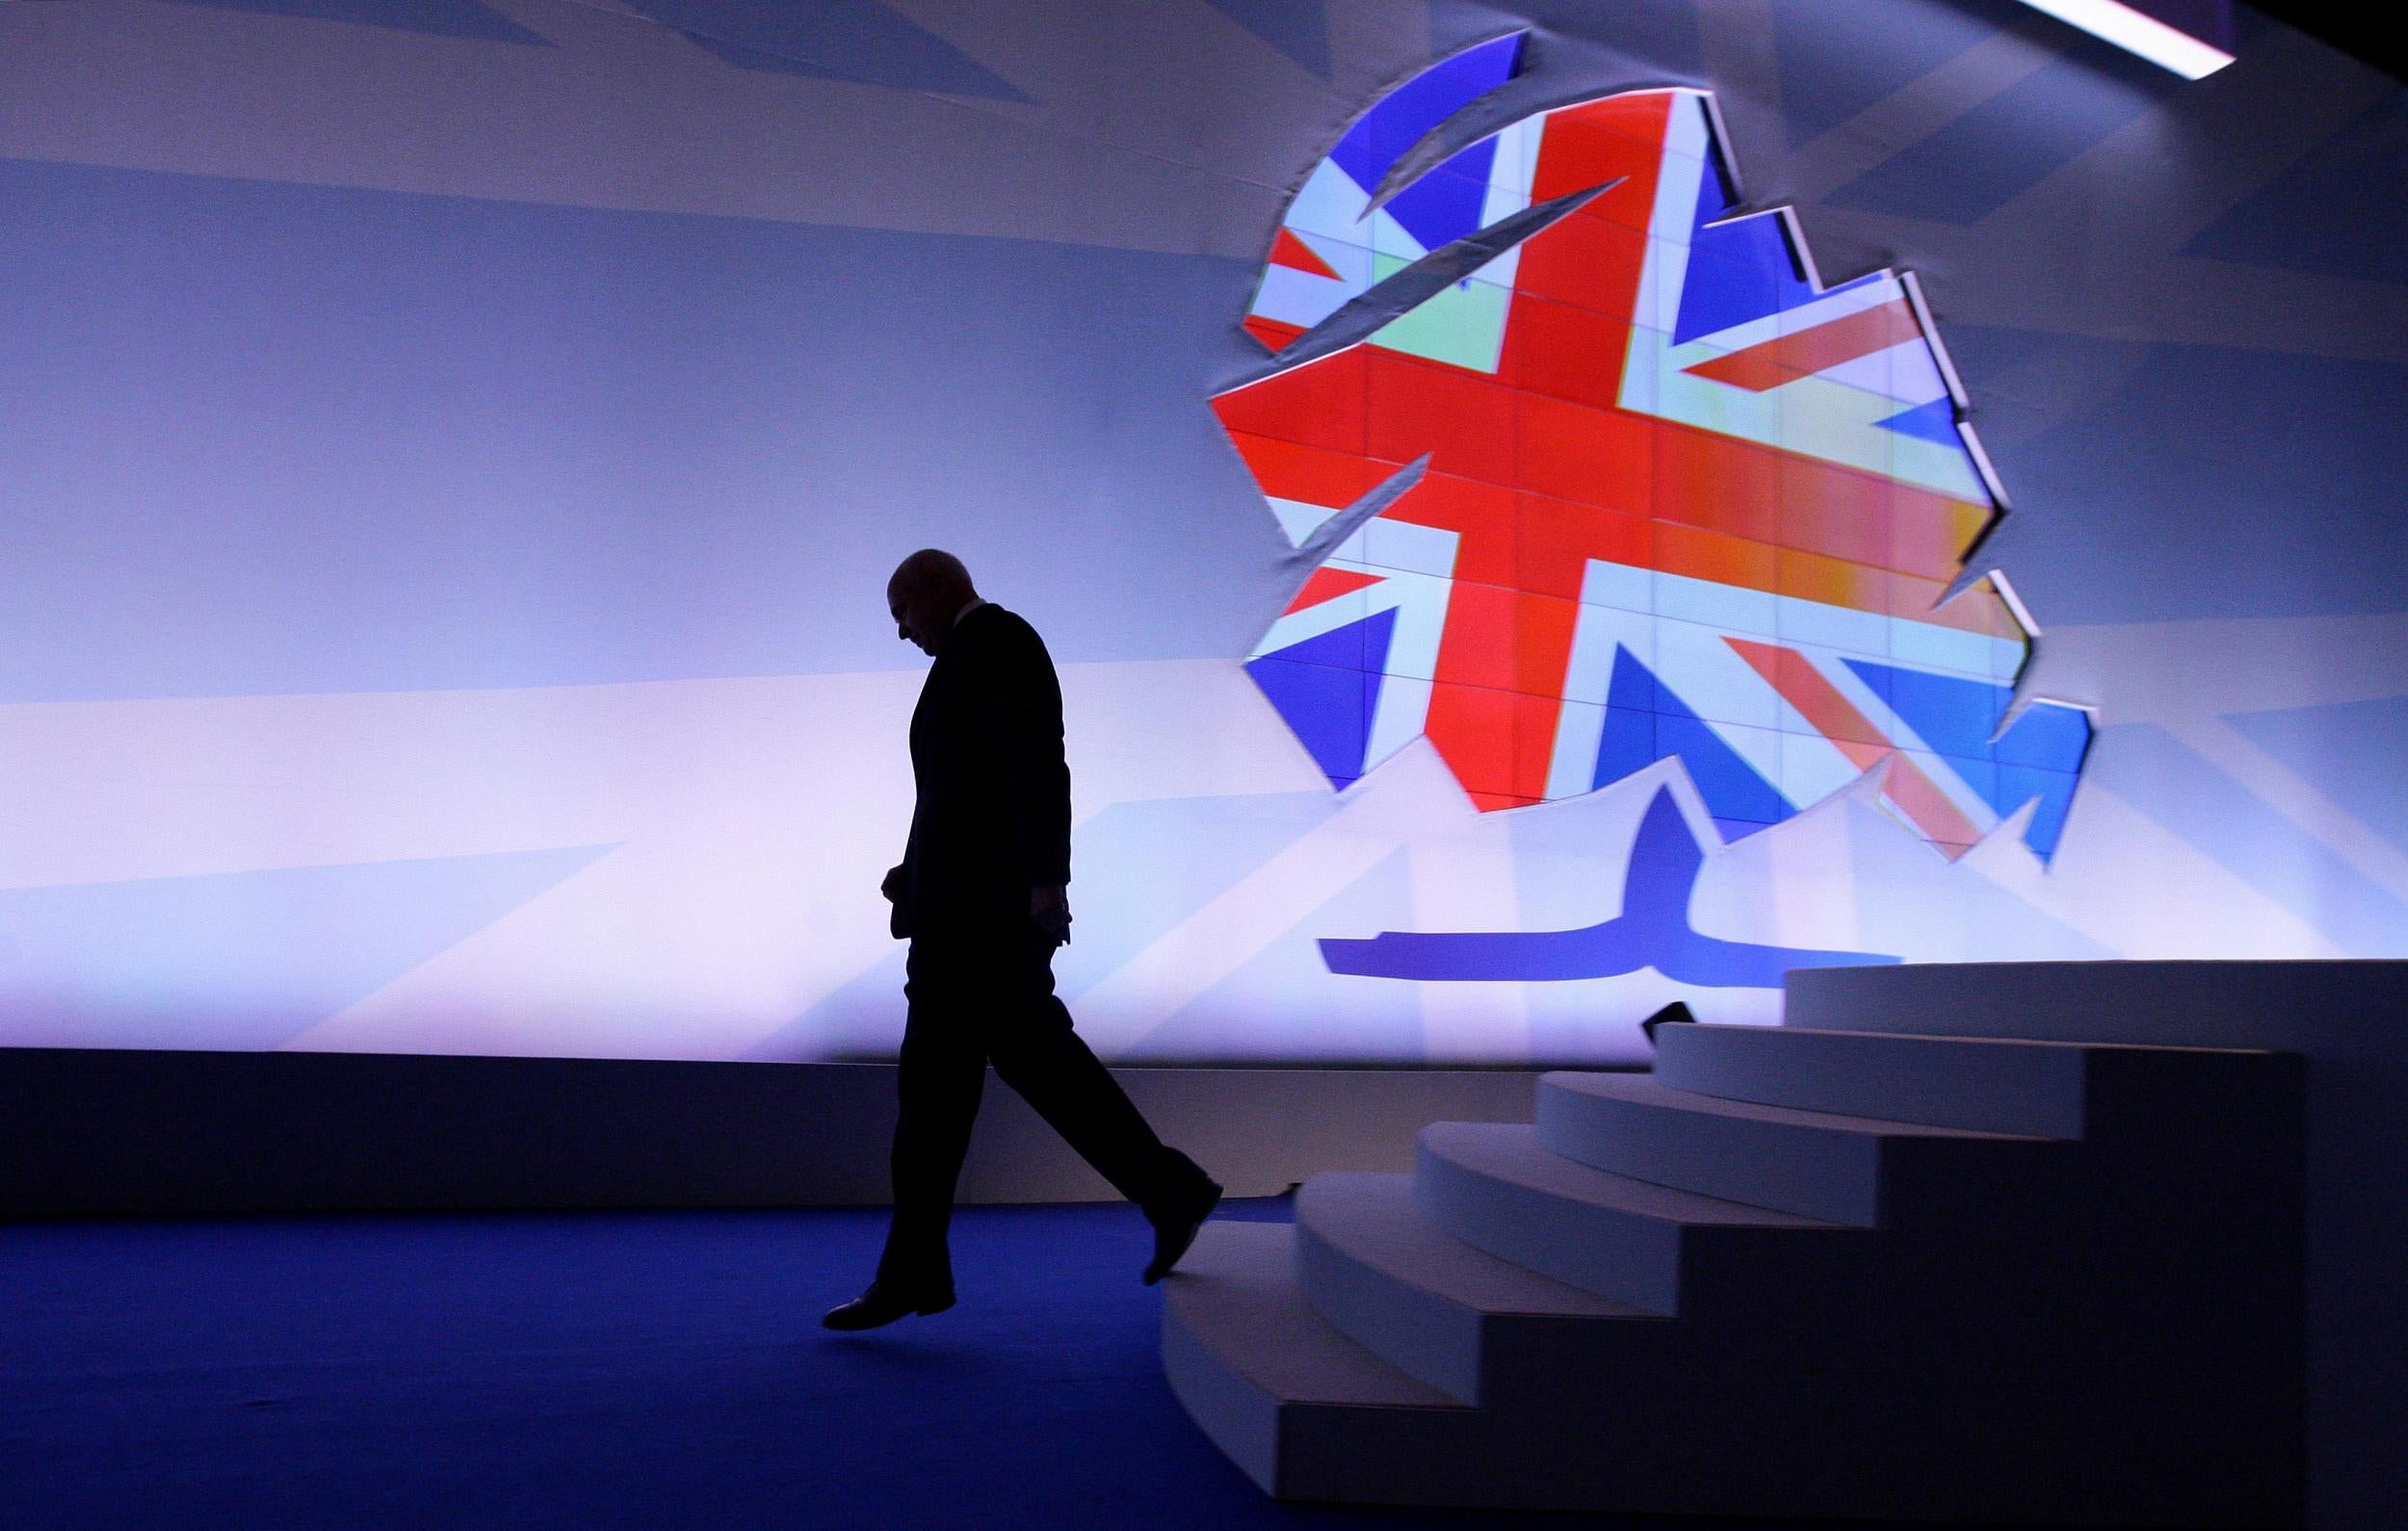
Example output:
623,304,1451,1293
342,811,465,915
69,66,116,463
977,616,1073,888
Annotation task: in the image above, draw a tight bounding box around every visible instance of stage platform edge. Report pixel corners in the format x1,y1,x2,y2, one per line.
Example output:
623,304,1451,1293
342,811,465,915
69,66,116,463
0,1046,1545,1217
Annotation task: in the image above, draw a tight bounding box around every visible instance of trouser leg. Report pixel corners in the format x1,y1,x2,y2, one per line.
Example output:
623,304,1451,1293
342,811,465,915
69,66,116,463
982,931,1209,1218
875,944,985,1292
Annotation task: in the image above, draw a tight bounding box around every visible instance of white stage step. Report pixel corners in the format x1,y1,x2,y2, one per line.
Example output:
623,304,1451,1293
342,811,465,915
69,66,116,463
1535,1069,2050,1225
1655,1021,2279,1142
1164,986,2306,1526
1158,1220,1465,1501
1292,1171,1659,1404
1414,1119,1856,1314
1656,1022,2097,1135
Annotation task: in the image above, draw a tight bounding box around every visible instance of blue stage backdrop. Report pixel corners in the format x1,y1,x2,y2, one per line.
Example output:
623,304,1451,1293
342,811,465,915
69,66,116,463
1,0,2402,1065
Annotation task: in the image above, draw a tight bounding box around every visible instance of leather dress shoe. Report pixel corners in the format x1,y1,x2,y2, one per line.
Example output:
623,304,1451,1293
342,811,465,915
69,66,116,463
823,1280,955,1331
1639,999,1696,1046
1143,1180,1223,1284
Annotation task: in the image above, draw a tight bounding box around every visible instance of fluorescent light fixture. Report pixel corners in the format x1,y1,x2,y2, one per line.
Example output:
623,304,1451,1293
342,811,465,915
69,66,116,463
2013,0,2237,78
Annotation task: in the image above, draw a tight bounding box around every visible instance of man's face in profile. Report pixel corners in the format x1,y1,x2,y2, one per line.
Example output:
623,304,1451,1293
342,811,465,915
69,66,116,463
889,580,945,658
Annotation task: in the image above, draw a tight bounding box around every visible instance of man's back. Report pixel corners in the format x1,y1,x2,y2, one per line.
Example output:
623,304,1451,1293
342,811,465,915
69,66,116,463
897,603,1071,937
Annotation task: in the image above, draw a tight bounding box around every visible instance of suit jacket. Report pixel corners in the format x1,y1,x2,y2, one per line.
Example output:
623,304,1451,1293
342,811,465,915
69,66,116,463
891,603,1072,939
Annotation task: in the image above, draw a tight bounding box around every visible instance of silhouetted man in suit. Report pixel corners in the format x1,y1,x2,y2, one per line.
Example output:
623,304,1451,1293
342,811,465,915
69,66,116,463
824,550,1223,1331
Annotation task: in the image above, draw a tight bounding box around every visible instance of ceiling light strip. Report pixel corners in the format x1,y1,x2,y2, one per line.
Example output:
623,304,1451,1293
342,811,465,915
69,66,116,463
2014,0,2236,79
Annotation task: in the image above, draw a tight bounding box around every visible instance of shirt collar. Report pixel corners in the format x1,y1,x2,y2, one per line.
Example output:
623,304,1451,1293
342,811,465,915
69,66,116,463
953,597,990,628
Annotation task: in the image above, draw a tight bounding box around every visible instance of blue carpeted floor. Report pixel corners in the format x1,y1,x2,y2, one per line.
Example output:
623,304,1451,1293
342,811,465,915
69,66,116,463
0,1199,2071,1530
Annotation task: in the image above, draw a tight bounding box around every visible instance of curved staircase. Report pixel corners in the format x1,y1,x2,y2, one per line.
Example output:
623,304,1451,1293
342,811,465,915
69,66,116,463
1163,1020,2304,1527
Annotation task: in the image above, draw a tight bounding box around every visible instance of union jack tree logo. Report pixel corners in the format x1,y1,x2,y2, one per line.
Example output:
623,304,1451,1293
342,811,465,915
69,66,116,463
1217,35,2090,872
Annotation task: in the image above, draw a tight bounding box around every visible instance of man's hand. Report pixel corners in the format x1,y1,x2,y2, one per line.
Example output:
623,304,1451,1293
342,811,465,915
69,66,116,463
1031,884,1072,947
881,864,906,903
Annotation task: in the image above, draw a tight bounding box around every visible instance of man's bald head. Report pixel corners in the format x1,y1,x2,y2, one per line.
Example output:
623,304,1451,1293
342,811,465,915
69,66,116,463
889,548,974,602
887,549,980,658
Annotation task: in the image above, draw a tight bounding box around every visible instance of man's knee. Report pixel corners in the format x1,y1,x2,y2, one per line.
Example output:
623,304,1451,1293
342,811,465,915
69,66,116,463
991,1025,1107,1107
